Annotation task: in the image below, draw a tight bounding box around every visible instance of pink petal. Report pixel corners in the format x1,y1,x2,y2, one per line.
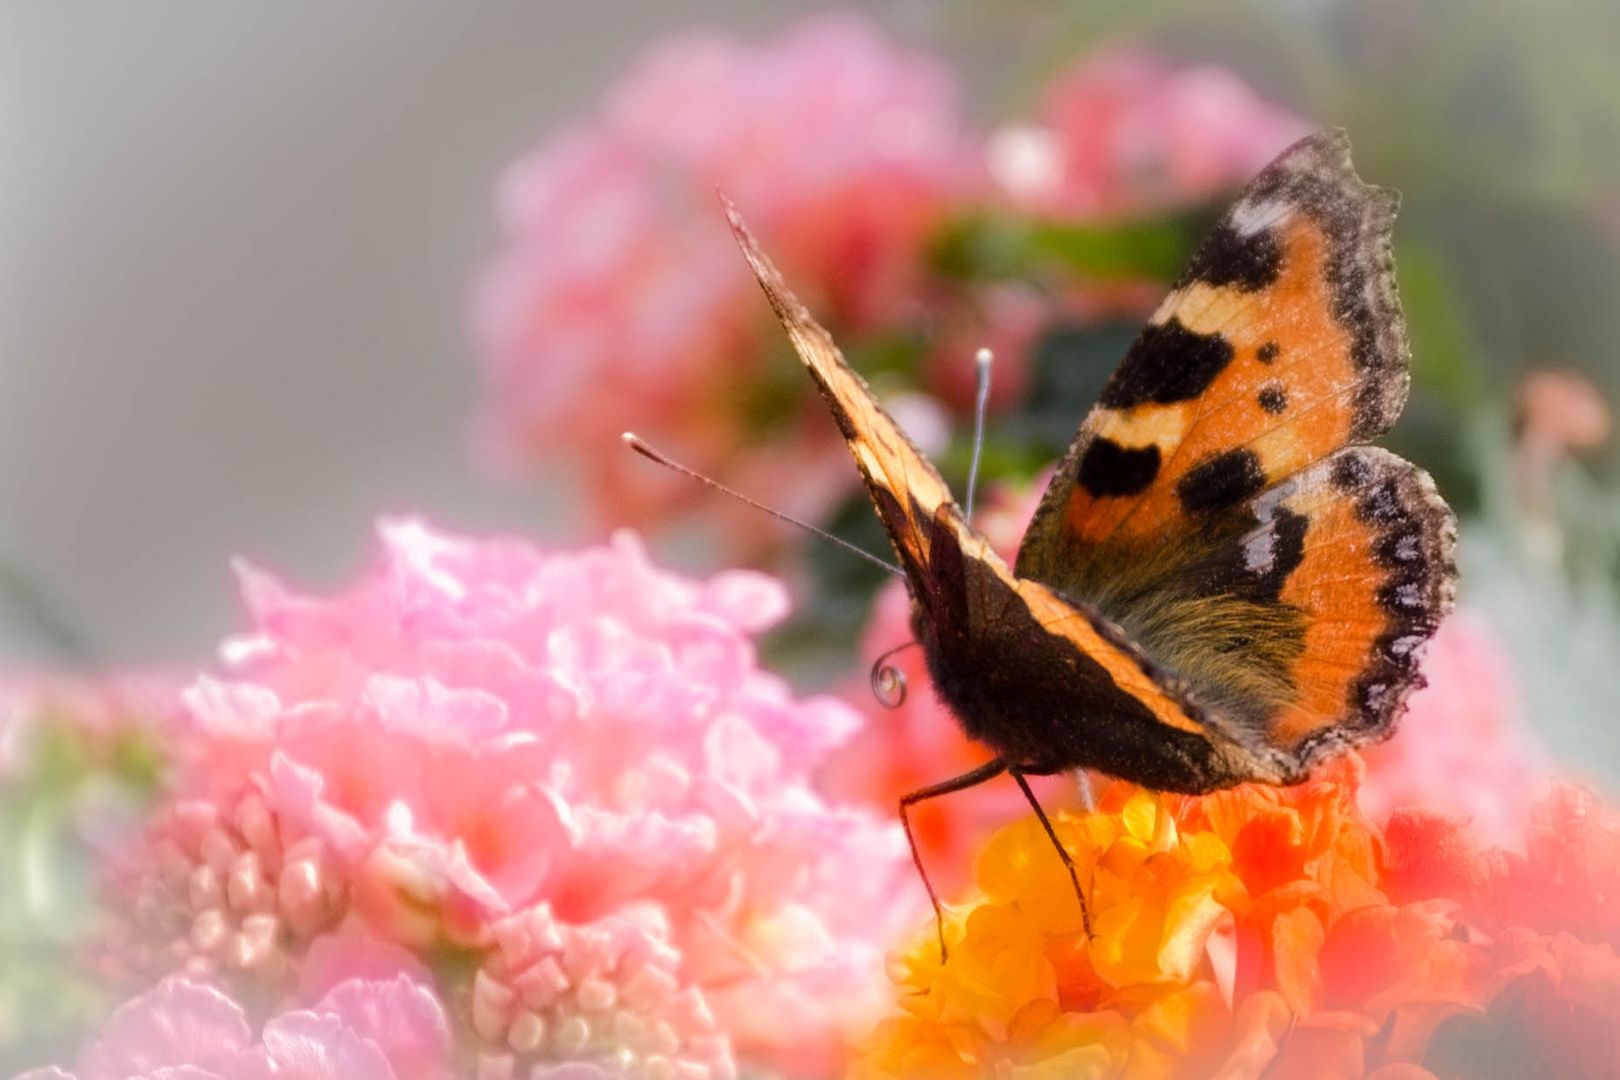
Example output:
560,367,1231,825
361,675,509,744
77,978,252,1080
295,923,433,1002
313,976,451,1080
254,1010,395,1079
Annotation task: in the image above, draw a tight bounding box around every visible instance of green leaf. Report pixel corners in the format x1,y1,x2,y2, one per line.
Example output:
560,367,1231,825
1025,215,1201,281
933,207,1214,285
1394,242,1487,409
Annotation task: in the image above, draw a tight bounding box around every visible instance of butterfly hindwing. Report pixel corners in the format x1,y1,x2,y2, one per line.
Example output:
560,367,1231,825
1243,447,1456,759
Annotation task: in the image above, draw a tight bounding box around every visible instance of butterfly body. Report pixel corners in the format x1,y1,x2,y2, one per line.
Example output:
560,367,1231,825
898,499,1290,792
721,131,1456,938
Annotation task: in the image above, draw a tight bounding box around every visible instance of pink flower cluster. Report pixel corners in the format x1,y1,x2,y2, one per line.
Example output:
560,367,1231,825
472,13,973,535
67,521,913,1078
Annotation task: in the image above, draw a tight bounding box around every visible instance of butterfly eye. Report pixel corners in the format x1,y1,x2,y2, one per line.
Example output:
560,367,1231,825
869,642,917,709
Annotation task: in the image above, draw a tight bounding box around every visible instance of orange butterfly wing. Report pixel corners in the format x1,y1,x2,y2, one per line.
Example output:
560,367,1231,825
1016,131,1456,766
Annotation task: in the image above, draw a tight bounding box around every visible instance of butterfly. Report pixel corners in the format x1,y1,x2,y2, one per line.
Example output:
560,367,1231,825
723,129,1457,953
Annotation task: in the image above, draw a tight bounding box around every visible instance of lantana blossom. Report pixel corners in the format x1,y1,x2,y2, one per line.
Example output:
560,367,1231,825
858,759,1620,1077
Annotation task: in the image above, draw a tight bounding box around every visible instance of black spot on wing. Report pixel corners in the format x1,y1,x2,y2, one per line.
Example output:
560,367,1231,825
1258,384,1288,414
1177,223,1283,292
1098,319,1236,409
1177,449,1266,513
1077,439,1161,497
1330,451,1372,491
1239,132,1409,440
1257,342,1281,364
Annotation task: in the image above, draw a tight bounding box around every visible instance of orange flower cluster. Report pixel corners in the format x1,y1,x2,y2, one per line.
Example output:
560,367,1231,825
857,757,1620,1078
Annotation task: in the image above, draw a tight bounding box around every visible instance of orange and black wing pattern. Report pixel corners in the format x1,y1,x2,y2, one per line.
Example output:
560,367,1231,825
1015,130,1456,772
725,201,1285,789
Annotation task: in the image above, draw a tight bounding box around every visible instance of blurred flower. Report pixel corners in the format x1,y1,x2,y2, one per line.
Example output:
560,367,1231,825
857,759,1620,1078
923,286,1044,417
89,519,911,1077
606,12,976,331
473,12,975,539
0,676,176,1072
1425,931,1620,1078
1474,784,1620,947
989,48,1308,218
1512,367,1614,565
1359,613,1550,848
0,674,175,783
23,971,450,1080
472,30,1311,553
470,123,756,527
1517,368,1613,460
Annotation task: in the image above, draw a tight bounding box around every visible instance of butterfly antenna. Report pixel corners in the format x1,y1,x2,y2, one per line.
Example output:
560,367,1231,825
963,347,994,518
622,433,904,578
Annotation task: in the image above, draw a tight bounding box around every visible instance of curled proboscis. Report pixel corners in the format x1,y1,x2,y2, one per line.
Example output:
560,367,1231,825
869,641,917,709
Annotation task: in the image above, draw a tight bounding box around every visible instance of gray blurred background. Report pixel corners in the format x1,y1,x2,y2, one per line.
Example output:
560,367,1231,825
0,2,849,662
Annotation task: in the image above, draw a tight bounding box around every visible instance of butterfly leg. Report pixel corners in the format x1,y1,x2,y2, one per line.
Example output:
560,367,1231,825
1009,766,1094,938
899,758,1007,962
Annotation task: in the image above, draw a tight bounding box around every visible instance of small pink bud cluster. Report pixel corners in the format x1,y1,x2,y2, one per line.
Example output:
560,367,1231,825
100,790,346,988
472,905,732,1080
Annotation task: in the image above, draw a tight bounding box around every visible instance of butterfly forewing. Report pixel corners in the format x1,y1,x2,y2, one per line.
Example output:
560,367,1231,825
722,199,959,586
